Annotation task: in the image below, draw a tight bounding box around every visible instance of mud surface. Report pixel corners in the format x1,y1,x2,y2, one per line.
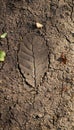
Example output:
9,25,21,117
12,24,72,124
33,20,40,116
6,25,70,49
0,0,74,130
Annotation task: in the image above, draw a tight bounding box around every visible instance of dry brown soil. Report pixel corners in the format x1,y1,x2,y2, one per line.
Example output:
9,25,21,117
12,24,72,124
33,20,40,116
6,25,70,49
0,0,74,130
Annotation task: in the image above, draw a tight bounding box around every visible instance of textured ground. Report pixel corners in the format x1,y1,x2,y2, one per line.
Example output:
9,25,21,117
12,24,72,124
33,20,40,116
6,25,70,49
0,0,74,130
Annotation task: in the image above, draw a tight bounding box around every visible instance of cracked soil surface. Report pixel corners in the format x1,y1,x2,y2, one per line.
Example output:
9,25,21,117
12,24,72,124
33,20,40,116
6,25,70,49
0,0,74,130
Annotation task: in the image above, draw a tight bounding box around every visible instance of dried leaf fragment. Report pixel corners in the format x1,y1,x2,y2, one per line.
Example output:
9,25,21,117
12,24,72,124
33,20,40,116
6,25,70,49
36,22,43,28
18,33,48,87
60,52,67,64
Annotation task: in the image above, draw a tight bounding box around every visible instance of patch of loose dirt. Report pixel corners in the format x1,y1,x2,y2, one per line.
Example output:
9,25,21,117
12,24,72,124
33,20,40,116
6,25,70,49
0,0,74,130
